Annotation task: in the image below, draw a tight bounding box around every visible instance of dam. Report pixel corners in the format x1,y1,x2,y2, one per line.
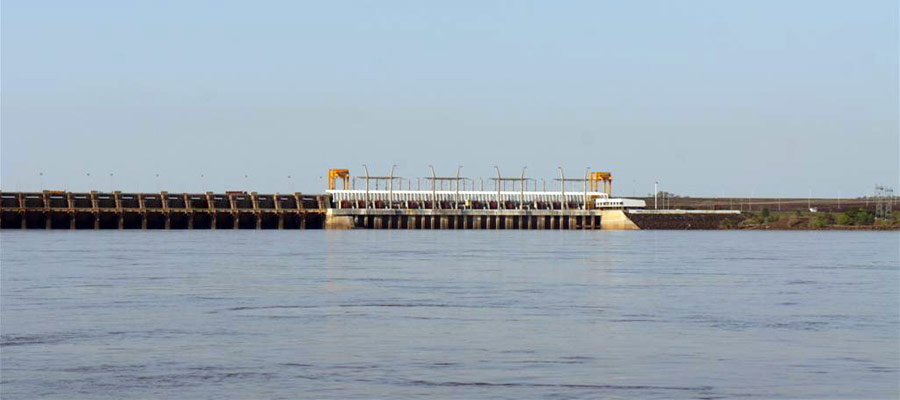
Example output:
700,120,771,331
0,167,741,230
0,191,328,230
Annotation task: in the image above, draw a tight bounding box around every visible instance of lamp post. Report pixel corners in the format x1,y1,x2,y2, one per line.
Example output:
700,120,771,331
584,167,590,210
558,167,566,210
494,166,502,209
428,165,437,209
362,164,370,209
388,165,397,209
520,166,527,210
455,166,462,209
654,181,658,210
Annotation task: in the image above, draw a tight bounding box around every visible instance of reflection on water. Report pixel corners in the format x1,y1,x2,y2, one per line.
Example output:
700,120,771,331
1,231,898,399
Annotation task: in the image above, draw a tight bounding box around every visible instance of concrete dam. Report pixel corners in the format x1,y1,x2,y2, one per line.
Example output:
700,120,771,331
0,167,740,230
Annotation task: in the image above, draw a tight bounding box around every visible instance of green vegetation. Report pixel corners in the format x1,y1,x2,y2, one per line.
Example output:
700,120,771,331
811,213,833,228
835,213,853,225
719,218,736,229
732,207,895,230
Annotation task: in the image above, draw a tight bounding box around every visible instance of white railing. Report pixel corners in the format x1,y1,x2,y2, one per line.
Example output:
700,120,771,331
327,189,610,209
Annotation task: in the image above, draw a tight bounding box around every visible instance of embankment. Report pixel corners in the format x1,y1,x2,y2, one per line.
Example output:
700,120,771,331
625,210,743,230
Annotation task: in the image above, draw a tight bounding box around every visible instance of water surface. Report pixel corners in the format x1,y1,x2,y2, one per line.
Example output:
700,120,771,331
2,231,898,399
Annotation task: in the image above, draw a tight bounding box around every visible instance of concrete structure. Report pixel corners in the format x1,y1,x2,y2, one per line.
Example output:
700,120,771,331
0,190,746,230
626,209,742,229
0,191,327,229
327,208,604,230
0,167,749,231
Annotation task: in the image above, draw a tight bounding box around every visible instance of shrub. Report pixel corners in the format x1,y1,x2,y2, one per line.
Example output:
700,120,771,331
835,213,852,225
854,209,874,225
811,214,832,228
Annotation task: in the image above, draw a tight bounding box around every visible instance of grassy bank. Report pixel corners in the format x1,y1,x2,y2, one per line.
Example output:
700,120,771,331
723,208,898,230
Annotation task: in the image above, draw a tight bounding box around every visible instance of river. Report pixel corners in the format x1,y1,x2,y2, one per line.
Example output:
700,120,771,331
1,231,897,399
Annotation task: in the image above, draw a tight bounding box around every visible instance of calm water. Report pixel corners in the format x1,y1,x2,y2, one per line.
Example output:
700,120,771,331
1,231,898,399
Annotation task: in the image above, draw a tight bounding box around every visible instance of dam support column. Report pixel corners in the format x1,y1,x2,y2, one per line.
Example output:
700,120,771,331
90,192,99,230
207,193,216,230
160,192,170,230
252,193,261,230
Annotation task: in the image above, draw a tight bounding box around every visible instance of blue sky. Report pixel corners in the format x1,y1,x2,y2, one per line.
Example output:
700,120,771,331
2,1,897,196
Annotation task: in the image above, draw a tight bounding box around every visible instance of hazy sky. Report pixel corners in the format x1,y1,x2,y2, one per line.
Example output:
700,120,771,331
2,1,897,197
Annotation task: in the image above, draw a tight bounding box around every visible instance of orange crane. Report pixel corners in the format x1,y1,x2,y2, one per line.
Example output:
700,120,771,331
327,169,350,190
590,171,612,195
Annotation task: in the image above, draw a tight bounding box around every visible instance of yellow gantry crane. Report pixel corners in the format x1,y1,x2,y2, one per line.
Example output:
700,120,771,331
590,171,612,195
327,169,350,190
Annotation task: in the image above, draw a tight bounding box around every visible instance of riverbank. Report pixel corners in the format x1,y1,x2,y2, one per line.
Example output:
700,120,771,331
727,210,898,231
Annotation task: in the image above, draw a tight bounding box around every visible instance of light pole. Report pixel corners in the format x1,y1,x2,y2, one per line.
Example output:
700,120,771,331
388,165,397,209
494,166,502,209
428,165,437,209
362,164,370,209
584,167,590,210
455,166,462,209
558,166,566,210
39,172,44,191
520,166,527,210
654,181,658,210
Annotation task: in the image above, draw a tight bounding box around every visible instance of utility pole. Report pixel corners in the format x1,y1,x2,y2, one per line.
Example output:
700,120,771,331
494,166,502,209
654,181,658,210
558,167,567,210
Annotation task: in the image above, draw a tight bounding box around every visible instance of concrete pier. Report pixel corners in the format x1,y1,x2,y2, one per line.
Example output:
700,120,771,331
326,208,603,230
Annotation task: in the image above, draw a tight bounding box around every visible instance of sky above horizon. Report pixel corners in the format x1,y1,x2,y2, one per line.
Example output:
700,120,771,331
2,1,897,197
